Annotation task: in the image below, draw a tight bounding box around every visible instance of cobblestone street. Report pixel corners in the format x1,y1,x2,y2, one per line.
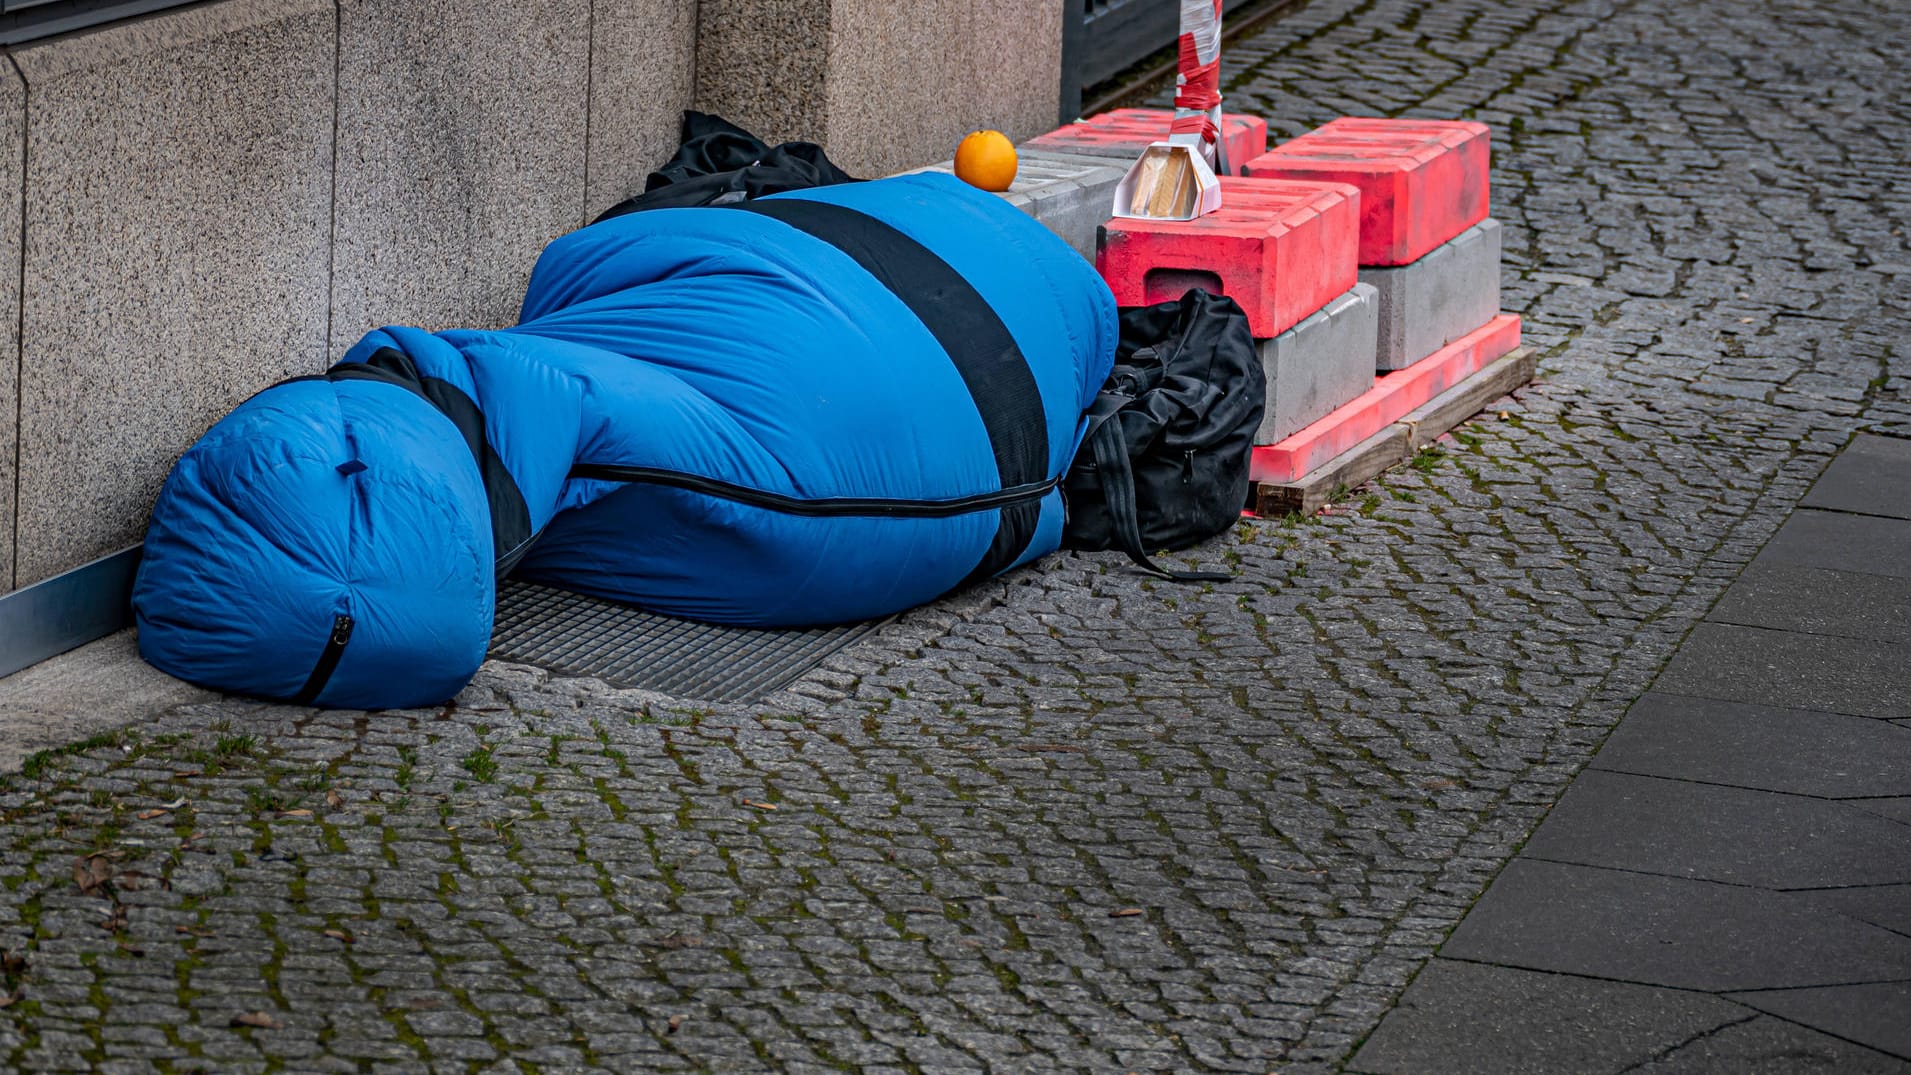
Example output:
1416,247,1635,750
3,0,1910,1069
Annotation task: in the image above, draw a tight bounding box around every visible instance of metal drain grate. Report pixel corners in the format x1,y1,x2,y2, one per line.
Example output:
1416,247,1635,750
487,580,887,702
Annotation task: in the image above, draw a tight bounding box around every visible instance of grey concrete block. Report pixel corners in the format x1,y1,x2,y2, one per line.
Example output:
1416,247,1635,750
898,151,1125,260
0,64,20,592
332,0,592,336
1255,283,1379,444
10,0,336,587
1361,218,1503,371
585,0,698,221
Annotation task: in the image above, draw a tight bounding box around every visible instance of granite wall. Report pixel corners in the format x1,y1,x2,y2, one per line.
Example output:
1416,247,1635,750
694,0,1065,177
2,0,1061,592
0,0,698,590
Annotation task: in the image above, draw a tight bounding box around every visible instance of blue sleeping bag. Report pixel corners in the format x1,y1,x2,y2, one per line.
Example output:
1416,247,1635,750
132,175,1117,708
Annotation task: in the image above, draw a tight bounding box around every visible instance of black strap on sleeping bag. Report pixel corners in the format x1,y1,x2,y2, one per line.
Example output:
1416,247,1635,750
325,348,535,573
730,198,1050,586
262,349,532,707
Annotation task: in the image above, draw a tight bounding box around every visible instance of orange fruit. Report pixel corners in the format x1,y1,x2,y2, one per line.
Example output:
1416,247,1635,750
953,130,1018,192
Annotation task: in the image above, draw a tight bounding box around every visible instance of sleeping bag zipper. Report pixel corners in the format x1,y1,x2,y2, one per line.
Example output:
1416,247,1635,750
568,464,1055,518
290,614,354,705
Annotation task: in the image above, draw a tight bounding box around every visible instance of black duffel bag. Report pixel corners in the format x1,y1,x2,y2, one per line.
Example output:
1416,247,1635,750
1062,289,1265,580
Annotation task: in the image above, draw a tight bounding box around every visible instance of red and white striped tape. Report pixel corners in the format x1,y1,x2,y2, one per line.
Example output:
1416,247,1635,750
1169,0,1224,168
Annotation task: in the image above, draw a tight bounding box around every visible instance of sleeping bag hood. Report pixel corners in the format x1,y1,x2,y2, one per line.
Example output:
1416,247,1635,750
133,174,1118,709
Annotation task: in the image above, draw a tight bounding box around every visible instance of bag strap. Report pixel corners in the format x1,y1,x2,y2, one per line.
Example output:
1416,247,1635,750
1084,401,1230,583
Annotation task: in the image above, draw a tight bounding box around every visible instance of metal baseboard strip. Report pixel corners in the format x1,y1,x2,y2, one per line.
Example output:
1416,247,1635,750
0,547,141,680
2,554,880,703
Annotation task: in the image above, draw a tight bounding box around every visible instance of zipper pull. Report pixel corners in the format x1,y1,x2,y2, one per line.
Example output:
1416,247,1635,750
291,613,356,706
1182,449,1196,484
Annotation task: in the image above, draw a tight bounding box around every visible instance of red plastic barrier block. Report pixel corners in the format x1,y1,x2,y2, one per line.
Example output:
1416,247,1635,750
1251,314,1520,483
1097,177,1360,339
1024,108,1268,173
1242,118,1490,266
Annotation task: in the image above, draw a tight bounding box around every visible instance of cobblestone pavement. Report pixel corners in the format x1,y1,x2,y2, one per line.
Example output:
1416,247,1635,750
5,0,1911,1070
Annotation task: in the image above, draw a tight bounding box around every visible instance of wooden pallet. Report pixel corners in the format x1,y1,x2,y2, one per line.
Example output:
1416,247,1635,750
1251,346,1536,516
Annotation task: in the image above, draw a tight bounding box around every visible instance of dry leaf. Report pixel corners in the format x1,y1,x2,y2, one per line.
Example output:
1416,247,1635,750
1,951,25,977
1497,411,1510,420
73,855,115,896
1107,908,1145,918
114,870,154,891
322,930,354,944
667,1014,686,1033
277,809,313,818
0,990,20,1009
173,770,201,779
230,1011,281,1029
175,925,214,938
161,797,188,810
136,809,169,821
325,789,343,809
741,800,777,811
98,904,128,933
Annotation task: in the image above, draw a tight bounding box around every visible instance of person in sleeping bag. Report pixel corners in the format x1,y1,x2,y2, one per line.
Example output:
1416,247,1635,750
132,173,1118,709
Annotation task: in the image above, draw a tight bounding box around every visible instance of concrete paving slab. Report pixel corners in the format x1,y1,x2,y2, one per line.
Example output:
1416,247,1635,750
1592,693,1911,798
1522,770,1911,889
1818,885,1911,938
1857,798,1911,826
1256,283,1380,444
1755,509,1911,579
1348,959,1749,1075
0,630,214,773
1651,622,1911,720
1441,860,1911,992
1800,434,1911,521
1631,1015,1911,1073
1360,218,1503,371
1726,982,1911,1061
1709,562,1911,643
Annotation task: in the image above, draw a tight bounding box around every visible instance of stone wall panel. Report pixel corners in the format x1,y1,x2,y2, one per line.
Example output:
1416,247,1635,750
10,0,336,585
